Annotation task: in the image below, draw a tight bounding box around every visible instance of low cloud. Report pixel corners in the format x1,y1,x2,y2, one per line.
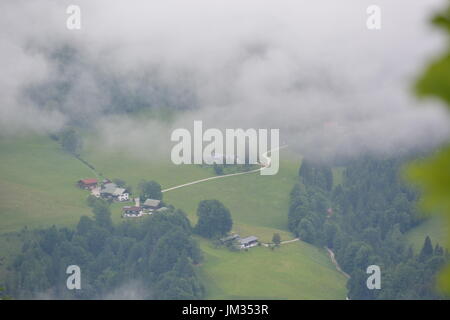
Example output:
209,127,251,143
1,0,449,160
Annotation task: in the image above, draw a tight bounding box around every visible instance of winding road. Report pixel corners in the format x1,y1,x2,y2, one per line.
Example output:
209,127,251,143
161,145,288,193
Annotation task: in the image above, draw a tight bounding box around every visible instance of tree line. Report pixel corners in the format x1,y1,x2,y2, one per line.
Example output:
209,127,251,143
4,197,204,299
289,157,449,299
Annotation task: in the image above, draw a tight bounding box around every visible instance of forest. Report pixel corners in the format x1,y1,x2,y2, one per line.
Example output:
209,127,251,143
4,198,204,299
289,157,449,299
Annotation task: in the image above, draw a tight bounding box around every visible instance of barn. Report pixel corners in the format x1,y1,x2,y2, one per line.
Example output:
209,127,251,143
78,179,98,190
142,199,161,210
122,206,142,216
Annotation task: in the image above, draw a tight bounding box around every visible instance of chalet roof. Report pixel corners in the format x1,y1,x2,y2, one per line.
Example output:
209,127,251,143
101,183,118,194
113,188,127,196
239,236,258,245
79,179,97,184
143,199,161,207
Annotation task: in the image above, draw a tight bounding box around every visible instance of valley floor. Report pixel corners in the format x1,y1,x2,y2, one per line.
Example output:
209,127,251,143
5,134,432,299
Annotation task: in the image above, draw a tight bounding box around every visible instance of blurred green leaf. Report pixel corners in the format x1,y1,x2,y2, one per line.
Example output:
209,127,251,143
407,1,450,296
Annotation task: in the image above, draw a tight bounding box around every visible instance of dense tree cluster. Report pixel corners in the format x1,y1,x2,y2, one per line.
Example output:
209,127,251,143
289,157,449,299
139,180,162,201
194,200,233,239
51,127,83,156
5,199,204,299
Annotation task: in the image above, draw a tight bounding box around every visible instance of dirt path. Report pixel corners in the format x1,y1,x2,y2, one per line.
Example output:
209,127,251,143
281,238,299,245
162,168,261,193
261,238,299,247
325,247,350,279
161,145,288,193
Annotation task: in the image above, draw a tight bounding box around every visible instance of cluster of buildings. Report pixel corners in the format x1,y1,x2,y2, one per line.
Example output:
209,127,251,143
78,178,129,202
220,233,259,250
122,198,168,218
77,178,167,218
77,179,261,249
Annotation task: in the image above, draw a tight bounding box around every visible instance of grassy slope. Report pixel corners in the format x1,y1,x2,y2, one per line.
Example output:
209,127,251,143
163,156,299,232
332,167,345,187
0,135,93,233
405,215,449,252
198,239,347,300
0,135,347,299
84,146,347,299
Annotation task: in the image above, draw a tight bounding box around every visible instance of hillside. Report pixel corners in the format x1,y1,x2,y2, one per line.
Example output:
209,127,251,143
82,136,347,299
405,215,449,253
198,239,347,299
0,135,93,233
0,134,348,299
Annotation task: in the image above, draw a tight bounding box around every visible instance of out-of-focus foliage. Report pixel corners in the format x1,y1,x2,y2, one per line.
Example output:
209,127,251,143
416,6,450,105
408,2,450,295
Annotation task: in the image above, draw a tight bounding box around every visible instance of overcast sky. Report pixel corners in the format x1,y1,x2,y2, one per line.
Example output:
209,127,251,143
1,0,450,161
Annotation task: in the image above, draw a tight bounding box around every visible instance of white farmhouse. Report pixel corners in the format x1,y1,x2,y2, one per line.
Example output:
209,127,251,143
113,188,129,202
238,236,259,249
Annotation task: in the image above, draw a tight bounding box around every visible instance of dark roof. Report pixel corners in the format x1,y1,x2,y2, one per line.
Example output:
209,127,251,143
122,206,141,212
239,236,258,244
220,234,240,242
143,199,161,207
101,183,118,194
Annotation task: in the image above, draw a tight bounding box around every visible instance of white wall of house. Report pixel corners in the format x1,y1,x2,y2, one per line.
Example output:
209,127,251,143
240,242,258,249
91,187,101,198
117,193,129,201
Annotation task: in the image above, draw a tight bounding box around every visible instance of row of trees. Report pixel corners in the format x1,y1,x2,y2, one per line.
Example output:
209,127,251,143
289,157,449,299
5,198,204,299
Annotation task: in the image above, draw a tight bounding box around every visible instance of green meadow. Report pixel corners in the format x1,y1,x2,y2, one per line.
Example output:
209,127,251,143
0,134,349,299
197,239,347,300
0,135,93,233
405,215,449,253
82,138,348,298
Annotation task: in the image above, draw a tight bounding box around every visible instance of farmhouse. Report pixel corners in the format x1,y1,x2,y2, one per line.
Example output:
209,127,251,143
239,236,259,249
100,182,117,196
91,187,101,198
122,206,142,216
100,183,129,202
78,179,98,190
142,199,161,210
220,234,240,244
113,188,129,201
